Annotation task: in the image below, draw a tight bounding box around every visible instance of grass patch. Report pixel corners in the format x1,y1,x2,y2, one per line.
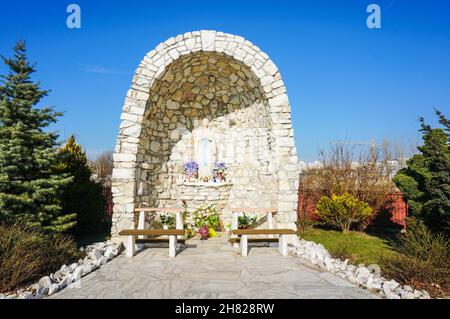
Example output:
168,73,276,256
300,227,396,266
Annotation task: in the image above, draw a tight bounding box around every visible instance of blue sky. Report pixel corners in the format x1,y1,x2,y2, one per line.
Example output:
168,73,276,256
0,0,449,160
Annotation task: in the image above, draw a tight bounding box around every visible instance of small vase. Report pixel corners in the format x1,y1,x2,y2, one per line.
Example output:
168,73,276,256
198,226,209,240
163,224,169,230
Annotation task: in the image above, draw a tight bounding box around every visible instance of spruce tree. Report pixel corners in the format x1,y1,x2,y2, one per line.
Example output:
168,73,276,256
394,109,450,234
56,135,106,235
0,40,75,232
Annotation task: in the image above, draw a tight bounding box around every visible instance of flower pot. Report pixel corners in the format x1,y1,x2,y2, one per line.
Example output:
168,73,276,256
198,226,209,240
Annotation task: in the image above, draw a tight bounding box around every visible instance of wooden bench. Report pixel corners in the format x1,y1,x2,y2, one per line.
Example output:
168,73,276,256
119,229,185,258
135,207,185,232
134,207,185,249
229,208,278,247
231,229,297,257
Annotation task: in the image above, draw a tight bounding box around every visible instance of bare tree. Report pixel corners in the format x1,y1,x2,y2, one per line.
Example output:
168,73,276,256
89,151,114,180
299,142,397,229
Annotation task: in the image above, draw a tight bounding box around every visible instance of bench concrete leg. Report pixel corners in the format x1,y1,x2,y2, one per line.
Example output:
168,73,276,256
279,235,288,256
169,235,177,258
240,235,248,257
232,212,239,248
175,212,186,248
137,211,145,250
267,212,274,239
126,235,136,257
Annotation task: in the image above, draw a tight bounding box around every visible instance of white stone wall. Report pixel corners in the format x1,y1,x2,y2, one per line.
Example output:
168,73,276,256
112,30,299,240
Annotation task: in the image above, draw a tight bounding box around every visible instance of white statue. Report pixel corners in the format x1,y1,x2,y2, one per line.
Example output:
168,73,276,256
194,118,217,179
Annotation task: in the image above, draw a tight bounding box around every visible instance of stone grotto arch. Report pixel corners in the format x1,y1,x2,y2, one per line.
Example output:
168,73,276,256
111,30,299,241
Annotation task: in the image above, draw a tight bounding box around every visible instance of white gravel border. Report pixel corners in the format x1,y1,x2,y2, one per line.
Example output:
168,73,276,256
289,239,431,299
0,241,123,299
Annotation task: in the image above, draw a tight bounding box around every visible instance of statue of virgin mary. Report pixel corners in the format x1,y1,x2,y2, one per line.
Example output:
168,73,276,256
193,118,217,179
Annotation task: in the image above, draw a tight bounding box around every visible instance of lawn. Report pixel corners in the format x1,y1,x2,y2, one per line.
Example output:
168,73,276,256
299,227,396,266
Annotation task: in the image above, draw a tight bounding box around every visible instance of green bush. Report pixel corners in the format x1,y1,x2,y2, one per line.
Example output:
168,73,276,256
394,110,450,234
381,220,450,297
0,41,75,233
316,193,373,232
0,221,84,293
56,136,107,236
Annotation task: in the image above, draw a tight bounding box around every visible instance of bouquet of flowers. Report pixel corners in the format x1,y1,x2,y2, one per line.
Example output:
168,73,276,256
159,212,175,229
238,212,257,229
184,160,199,179
192,205,222,238
213,161,227,182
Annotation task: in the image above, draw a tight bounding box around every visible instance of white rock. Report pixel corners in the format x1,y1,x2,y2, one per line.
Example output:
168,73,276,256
366,275,382,291
382,279,399,291
104,246,115,260
324,257,334,272
413,290,424,299
290,240,432,299
99,256,108,266
30,284,46,299
88,249,102,261
48,283,59,296
355,266,371,282
69,263,78,272
385,290,401,299
60,264,71,275
38,276,52,288
403,285,414,292
201,30,216,51
71,267,83,282
58,277,70,290
82,262,94,274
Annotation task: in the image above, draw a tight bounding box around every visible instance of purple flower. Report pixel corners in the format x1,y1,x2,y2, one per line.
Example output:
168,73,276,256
214,162,226,171
184,160,199,175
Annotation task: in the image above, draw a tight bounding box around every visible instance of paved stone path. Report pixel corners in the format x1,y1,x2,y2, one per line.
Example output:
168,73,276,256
51,236,376,299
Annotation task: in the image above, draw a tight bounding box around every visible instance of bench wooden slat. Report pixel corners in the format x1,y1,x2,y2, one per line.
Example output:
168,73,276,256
230,208,277,213
134,207,185,212
119,229,184,236
231,229,297,235
228,238,279,244
136,238,186,244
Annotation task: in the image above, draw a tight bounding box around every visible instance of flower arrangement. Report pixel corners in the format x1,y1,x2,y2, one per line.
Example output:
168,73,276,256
158,212,175,229
213,161,227,182
238,212,257,229
184,205,222,239
193,205,220,229
184,160,199,181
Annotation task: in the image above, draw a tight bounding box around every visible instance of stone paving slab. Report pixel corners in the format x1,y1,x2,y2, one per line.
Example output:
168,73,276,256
50,236,377,299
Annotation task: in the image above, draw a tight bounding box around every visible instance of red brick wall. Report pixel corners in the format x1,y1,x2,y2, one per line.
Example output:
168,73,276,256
383,193,408,228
